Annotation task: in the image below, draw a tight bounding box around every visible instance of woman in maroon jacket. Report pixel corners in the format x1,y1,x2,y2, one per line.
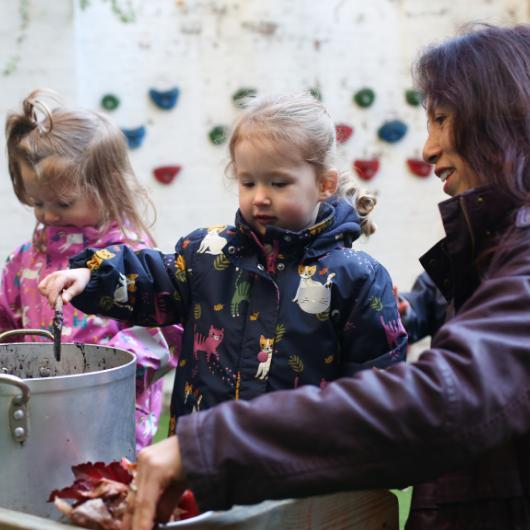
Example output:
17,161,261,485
126,24,530,530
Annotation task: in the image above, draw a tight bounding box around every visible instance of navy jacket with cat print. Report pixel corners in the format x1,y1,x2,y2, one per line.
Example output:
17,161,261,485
69,198,407,424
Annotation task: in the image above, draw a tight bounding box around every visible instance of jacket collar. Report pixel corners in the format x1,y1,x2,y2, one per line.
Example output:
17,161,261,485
37,222,140,258
229,198,361,260
420,187,518,308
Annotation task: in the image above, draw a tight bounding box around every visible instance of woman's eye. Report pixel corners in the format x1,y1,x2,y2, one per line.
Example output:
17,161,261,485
434,115,446,125
272,182,288,187
241,182,254,188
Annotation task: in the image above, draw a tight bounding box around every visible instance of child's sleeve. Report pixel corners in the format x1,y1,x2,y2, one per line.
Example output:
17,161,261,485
0,250,24,332
399,271,447,343
69,238,191,327
106,323,183,450
339,262,407,375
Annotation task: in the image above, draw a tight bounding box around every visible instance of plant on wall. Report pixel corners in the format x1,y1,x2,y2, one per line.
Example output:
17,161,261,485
79,0,136,23
2,0,29,76
3,0,136,76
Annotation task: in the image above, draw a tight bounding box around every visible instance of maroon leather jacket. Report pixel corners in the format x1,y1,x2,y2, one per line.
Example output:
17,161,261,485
177,188,530,529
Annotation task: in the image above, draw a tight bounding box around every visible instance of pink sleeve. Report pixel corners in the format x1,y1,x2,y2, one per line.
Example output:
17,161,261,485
0,249,24,332
107,324,183,451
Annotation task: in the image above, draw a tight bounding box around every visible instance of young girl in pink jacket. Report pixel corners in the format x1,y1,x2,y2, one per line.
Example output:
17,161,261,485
2,89,182,451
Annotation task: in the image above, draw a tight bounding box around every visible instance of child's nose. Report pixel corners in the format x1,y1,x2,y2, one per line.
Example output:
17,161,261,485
43,210,61,224
253,185,271,205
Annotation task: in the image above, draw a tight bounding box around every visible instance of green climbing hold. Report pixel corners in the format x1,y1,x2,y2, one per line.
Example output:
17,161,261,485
232,88,257,108
405,89,422,106
353,88,375,108
101,94,120,111
209,125,228,145
309,87,322,101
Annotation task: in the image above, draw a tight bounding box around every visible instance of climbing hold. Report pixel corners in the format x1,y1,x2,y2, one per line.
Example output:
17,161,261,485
148,87,180,110
309,87,322,101
121,126,146,149
407,158,432,177
232,88,257,108
335,123,353,144
353,159,380,181
377,120,407,143
101,94,120,111
405,89,422,107
353,88,375,108
153,165,181,184
209,125,228,145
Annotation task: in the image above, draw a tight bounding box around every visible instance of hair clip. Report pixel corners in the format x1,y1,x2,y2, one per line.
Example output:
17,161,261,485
121,126,146,149
148,87,180,110
377,120,407,143
153,165,181,184
335,123,354,144
353,159,380,181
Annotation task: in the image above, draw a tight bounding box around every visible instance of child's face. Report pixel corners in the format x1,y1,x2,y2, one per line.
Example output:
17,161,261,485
19,161,102,228
234,138,337,236
423,105,480,197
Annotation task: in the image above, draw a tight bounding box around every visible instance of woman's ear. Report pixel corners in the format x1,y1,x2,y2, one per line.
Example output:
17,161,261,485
318,169,338,200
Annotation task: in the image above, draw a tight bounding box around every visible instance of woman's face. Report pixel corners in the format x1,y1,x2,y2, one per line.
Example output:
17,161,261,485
423,105,481,197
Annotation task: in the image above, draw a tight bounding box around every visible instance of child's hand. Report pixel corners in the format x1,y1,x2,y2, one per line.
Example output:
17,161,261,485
38,268,91,306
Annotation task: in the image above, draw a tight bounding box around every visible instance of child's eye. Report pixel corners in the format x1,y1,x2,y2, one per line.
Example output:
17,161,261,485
272,182,288,187
58,202,72,209
240,182,254,188
434,114,446,125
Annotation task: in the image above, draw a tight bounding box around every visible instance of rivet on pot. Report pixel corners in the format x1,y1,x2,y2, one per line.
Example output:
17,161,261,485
13,409,24,420
14,427,26,441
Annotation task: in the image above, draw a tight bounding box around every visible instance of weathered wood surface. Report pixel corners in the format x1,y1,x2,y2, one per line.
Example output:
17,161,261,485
160,489,398,530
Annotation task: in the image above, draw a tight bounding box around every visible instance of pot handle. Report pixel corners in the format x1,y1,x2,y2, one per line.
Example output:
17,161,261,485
0,373,30,444
0,328,54,342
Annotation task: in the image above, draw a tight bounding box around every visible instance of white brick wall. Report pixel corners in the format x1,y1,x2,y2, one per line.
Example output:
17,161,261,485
0,0,527,290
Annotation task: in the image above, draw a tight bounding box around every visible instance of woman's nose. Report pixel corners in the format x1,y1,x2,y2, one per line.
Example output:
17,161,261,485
422,132,440,164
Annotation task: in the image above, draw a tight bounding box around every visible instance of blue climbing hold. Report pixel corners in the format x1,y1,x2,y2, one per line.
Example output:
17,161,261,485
377,120,407,143
149,87,180,110
122,125,146,149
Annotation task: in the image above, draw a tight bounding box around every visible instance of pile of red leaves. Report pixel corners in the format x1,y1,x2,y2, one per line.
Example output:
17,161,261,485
49,460,199,529
48,459,135,530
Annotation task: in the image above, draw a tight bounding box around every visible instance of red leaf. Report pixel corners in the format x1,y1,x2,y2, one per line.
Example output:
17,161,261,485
177,489,200,520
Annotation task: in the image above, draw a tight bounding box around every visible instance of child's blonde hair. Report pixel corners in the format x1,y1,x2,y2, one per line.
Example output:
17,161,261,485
227,92,376,236
5,89,155,248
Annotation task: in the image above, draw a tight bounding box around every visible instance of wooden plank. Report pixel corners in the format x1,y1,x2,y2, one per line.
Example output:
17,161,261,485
0,507,83,530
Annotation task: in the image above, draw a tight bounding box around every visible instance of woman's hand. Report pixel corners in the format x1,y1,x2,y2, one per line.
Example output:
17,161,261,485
38,268,91,306
122,435,187,530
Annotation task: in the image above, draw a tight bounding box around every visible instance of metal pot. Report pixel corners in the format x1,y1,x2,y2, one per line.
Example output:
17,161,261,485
0,329,136,520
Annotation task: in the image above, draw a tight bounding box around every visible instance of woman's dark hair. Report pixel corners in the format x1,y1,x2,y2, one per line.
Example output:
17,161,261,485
415,24,530,205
